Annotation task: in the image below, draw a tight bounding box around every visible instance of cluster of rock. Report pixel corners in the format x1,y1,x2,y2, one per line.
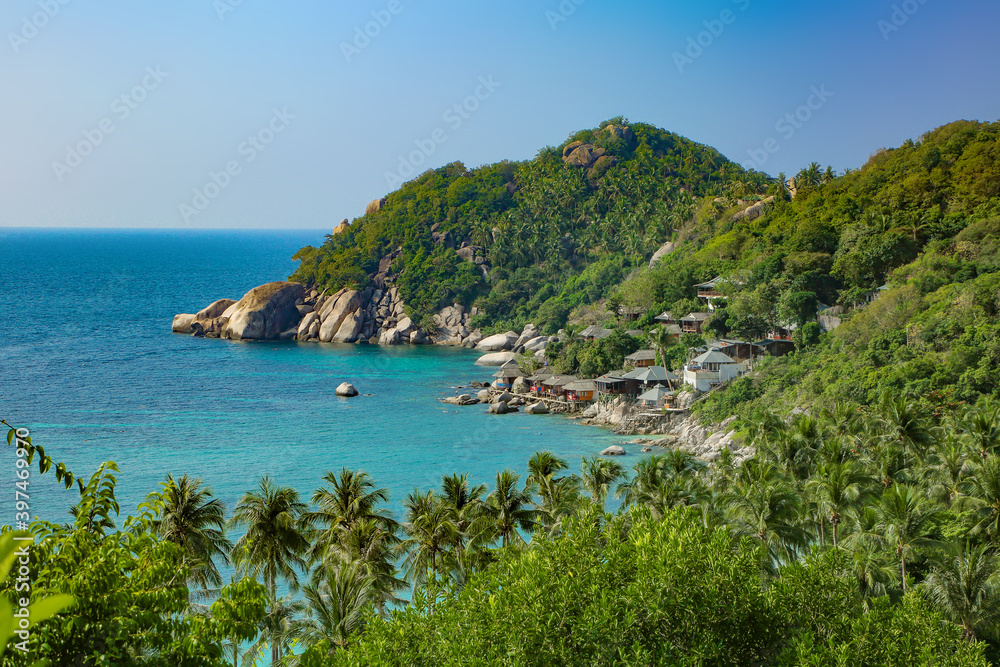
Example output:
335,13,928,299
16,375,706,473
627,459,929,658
731,196,777,223
649,415,753,465
561,124,635,182
474,323,561,366
173,280,484,348
442,386,550,417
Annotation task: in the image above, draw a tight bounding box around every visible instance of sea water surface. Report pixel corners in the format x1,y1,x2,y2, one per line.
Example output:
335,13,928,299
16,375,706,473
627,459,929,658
1,228,624,527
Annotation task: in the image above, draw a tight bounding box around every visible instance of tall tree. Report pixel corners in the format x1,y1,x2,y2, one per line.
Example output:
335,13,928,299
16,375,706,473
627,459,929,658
581,456,624,509
483,470,537,548
873,484,940,590
922,542,1000,642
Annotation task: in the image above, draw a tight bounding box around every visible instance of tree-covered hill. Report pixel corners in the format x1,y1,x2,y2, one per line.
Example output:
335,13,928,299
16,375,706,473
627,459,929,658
292,118,1000,414
290,118,768,331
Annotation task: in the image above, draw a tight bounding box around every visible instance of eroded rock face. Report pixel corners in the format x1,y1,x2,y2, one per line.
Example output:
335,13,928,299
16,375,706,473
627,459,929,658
222,282,305,341
196,299,237,321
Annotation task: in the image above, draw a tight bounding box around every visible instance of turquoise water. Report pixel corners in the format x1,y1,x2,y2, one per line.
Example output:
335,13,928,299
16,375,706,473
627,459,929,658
1,228,623,527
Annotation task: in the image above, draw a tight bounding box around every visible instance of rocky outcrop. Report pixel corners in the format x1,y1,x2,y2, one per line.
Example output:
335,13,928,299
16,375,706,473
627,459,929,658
651,415,753,465
222,282,305,341
526,402,549,415
649,242,676,269
732,196,776,223
332,219,350,235
444,394,479,406
366,197,387,215
475,351,517,367
601,445,626,456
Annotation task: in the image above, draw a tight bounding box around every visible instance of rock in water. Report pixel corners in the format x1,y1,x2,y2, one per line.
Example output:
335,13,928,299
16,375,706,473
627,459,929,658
477,389,492,403
336,382,359,397
172,313,198,333
222,282,305,340
488,401,510,415
526,402,549,415
600,445,626,456
195,298,237,321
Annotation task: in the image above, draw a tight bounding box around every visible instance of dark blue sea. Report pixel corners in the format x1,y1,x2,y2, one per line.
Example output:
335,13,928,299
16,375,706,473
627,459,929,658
0,228,622,529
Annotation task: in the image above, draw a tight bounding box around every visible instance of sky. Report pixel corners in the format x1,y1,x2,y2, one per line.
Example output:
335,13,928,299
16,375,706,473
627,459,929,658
1,0,997,229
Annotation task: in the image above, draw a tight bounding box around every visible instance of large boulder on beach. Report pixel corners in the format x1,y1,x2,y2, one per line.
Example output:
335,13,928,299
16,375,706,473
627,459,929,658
488,401,510,415
512,377,529,394
601,445,627,456
476,332,518,351
222,282,305,341
336,382,359,397
526,402,549,415
475,351,517,366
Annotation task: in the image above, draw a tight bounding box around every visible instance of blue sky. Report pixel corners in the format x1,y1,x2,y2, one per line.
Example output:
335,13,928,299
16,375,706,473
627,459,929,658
1,0,997,228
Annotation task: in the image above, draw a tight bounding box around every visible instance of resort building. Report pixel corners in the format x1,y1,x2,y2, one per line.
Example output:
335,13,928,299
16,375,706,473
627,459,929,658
493,364,526,390
680,312,711,334
578,325,615,342
637,386,675,409
542,375,578,399
563,380,597,403
527,370,554,394
594,374,627,396
683,350,740,392
624,349,657,368
694,277,726,310
620,366,679,394
654,311,678,325
754,338,796,357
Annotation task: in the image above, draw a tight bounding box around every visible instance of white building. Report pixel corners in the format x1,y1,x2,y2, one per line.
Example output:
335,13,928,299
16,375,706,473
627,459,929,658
683,350,741,392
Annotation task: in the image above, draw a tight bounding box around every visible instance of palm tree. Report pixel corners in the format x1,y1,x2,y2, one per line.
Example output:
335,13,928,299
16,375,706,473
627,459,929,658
439,473,487,581
307,469,396,549
648,327,678,386
327,518,405,611
229,477,310,665
922,542,1000,642
874,484,941,590
483,470,537,547
581,456,624,509
527,452,570,518
964,401,1000,460
151,474,233,589
401,491,458,591
241,594,304,666
877,392,935,461
299,561,377,652
843,540,899,600
966,455,1000,540
722,460,809,570
806,461,868,547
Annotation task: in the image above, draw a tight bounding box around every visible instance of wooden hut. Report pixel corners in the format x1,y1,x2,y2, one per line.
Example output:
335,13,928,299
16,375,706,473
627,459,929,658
563,380,597,403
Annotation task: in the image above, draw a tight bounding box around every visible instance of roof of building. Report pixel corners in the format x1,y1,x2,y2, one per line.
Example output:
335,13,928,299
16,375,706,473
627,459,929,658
593,328,615,340
680,312,711,322
694,276,723,289
578,325,602,337
625,350,657,362
527,370,554,382
692,350,737,365
594,374,626,384
493,367,527,378
542,375,578,387
637,386,672,402
654,311,676,322
621,366,679,382
625,329,644,337
564,380,597,392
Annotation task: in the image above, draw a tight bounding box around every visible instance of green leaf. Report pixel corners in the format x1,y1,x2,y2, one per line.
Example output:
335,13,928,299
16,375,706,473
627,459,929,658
6,430,13,447
0,532,32,582
29,594,75,625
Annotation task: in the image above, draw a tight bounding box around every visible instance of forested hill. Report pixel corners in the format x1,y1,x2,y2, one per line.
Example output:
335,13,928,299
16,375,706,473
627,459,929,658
290,118,766,330
292,118,1000,411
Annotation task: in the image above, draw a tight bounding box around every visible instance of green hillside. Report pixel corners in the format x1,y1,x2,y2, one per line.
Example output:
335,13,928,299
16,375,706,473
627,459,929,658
292,118,1000,413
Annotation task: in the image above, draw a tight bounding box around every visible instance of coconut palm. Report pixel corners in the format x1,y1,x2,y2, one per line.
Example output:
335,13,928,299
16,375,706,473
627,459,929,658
527,452,570,517
923,434,972,507
325,518,405,611
873,484,941,590
966,455,1000,540
843,539,899,600
151,474,233,589
722,460,809,570
229,477,310,664
307,469,397,558
240,594,304,666
806,461,868,547
877,392,935,460
964,401,1000,460
581,456,624,509
648,326,678,384
439,473,488,581
483,470,537,547
923,542,1000,641
401,491,458,591
299,561,377,652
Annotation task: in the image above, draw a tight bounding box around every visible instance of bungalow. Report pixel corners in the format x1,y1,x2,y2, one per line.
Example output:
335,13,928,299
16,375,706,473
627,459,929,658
755,338,796,357
617,305,645,322
578,325,615,342
637,386,673,409
654,311,678,325
624,349,657,368
527,370,554,395
683,350,740,392
680,312,711,334
621,366,679,395
564,380,597,403
493,364,526,390
695,277,725,306
542,375,578,399
594,374,627,396
712,339,762,361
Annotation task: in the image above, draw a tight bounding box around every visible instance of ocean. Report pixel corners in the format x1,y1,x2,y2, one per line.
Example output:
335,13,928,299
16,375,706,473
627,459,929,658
0,228,624,529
